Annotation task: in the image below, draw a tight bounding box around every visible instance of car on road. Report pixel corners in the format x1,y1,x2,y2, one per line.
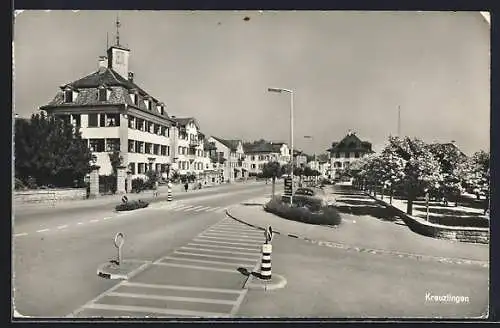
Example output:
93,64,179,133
293,187,336,210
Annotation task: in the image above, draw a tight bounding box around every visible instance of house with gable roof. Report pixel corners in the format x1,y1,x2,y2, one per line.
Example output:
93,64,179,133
206,136,247,182
243,141,291,175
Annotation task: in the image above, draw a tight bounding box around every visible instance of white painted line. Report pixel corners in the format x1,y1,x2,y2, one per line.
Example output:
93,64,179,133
169,204,187,210
77,222,84,225
208,228,261,234
57,225,68,230
205,206,221,212
160,256,255,268
174,251,258,262
190,205,205,210
195,206,212,212
107,292,236,305
122,282,243,294
173,205,194,211
187,242,260,252
193,238,258,247
183,205,203,212
103,217,111,220
89,219,99,223
152,261,243,274
213,223,252,229
180,246,259,257
84,303,229,318
215,208,226,213
36,229,50,233
197,235,262,243
202,232,264,240
14,232,28,237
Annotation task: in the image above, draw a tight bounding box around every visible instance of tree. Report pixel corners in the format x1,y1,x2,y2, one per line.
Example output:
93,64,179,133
463,150,489,213
262,161,282,197
384,136,441,215
108,151,123,176
15,112,92,188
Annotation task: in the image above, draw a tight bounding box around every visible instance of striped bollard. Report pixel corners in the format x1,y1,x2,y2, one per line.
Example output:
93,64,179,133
167,188,172,201
260,226,273,280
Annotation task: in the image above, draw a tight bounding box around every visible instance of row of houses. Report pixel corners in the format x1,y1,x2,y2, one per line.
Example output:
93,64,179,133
38,36,376,184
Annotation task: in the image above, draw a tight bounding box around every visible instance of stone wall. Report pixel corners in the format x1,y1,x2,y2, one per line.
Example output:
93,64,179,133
14,188,87,204
370,196,489,244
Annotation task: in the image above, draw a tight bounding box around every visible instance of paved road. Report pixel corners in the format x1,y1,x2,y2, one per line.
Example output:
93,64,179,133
13,183,272,317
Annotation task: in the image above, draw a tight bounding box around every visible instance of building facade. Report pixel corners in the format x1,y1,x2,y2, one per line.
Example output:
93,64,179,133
40,41,207,182
206,136,247,182
244,142,290,175
327,131,373,180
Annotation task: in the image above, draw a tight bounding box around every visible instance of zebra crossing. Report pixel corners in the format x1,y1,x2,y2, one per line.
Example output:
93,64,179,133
150,201,224,214
71,217,266,318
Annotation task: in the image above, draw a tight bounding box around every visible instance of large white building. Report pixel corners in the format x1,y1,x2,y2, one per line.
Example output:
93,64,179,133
40,36,209,182
206,136,247,182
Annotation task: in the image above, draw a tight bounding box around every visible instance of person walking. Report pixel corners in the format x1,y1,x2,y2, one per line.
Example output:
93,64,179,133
184,182,189,192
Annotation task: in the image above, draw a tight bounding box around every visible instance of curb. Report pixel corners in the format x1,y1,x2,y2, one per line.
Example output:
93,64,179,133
96,261,149,280
246,274,287,291
225,208,489,268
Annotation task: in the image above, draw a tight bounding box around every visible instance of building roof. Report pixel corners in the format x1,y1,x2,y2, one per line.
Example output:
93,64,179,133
211,136,241,151
327,132,373,153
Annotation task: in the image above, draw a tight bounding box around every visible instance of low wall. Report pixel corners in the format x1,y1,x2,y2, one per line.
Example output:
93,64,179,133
369,196,489,244
14,188,87,204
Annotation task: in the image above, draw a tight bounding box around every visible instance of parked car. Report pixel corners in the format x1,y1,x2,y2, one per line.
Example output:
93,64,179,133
292,187,336,210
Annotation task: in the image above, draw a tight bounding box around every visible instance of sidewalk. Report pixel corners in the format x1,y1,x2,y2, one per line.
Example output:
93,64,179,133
227,197,488,262
13,181,264,212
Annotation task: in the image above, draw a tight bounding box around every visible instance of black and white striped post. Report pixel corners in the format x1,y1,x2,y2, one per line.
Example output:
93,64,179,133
260,226,273,280
167,182,173,201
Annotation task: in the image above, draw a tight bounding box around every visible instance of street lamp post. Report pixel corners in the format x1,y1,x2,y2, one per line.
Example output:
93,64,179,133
304,135,317,185
268,87,294,205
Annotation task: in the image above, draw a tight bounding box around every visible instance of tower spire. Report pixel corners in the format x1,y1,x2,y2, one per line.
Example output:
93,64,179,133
115,13,121,46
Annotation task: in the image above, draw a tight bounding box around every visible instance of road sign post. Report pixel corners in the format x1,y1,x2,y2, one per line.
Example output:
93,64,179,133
121,195,128,204
114,232,125,265
284,177,293,204
425,191,430,221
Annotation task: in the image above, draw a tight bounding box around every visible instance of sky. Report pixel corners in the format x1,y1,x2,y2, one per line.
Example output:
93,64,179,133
13,10,490,156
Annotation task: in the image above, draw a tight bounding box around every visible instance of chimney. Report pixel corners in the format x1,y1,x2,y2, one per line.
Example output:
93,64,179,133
128,71,134,82
98,56,108,69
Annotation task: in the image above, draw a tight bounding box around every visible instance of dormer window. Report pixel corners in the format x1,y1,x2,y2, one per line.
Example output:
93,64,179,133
64,89,73,103
129,89,139,106
98,86,107,101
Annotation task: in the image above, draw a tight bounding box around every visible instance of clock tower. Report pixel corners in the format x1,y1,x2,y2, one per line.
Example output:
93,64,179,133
107,15,130,80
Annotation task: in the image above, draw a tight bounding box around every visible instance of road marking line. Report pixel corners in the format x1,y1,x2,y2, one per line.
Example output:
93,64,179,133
205,206,221,212
202,232,264,240
189,205,205,210
169,204,187,210
89,219,99,223
195,206,212,212
77,222,85,225
213,223,252,229
183,205,203,212
84,303,229,318
187,242,260,252
106,292,236,305
103,217,111,220
14,232,28,237
173,205,194,211
180,246,259,257
152,261,243,274
197,235,263,243
36,229,50,233
57,225,68,230
215,208,226,213
122,282,242,294
160,256,255,268
208,227,260,233
193,238,258,247
174,250,258,262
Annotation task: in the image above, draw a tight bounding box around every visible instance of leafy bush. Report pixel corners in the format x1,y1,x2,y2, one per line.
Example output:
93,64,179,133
115,200,149,211
428,215,489,228
265,196,342,226
132,178,146,193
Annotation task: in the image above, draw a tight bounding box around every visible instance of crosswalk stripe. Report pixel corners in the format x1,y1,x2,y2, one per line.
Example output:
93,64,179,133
193,238,258,247
122,282,242,294
202,232,264,240
153,261,244,273
180,246,259,257
185,205,205,211
195,206,212,212
205,206,221,212
215,208,226,213
197,235,263,243
187,242,260,252
174,250,258,262
169,204,186,210
106,292,236,305
173,205,194,211
160,256,255,268
84,303,229,317
207,229,262,236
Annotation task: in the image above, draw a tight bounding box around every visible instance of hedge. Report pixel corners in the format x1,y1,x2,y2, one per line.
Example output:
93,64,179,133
264,196,341,226
115,200,149,211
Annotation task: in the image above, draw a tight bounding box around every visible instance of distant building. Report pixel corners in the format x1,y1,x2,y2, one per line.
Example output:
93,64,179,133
243,141,290,175
207,136,247,182
327,130,373,180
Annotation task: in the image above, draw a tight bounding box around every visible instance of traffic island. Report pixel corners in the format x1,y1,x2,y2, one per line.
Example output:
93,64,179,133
246,273,287,291
97,260,148,280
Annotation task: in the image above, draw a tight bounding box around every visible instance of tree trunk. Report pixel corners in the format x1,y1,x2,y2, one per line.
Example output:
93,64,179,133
406,189,414,215
272,177,276,198
455,192,459,207
381,187,384,201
